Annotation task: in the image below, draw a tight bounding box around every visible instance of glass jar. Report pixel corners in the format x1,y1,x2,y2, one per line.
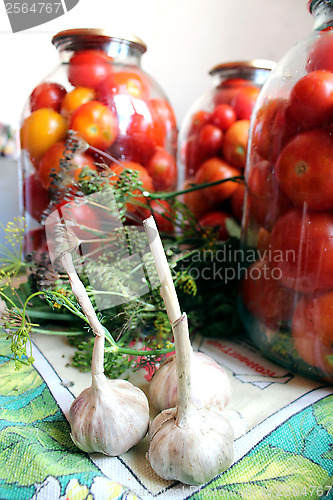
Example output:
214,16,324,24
177,60,274,237
20,29,177,257
240,0,333,383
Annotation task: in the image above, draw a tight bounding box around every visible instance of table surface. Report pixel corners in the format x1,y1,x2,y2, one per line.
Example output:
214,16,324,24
0,329,332,500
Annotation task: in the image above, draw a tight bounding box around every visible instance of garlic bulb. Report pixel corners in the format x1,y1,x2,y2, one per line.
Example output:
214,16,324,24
149,350,231,411
60,251,149,456
144,216,235,485
68,338,149,456
149,405,234,485
148,314,234,485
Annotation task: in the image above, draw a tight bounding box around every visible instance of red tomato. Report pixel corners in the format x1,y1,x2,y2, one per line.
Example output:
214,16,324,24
247,161,290,229
23,173,50,221
110,161,153,215
150,98,177,144
252,98,289,161
219,78,250,88
241,259,295,328
97,70,150,101
188,110,210,135
198,124,223,154
233,85,260,120
291,293,333,370
54,198,102,245
184,136,210,176
112,70,150,99
195,158,240,204
198,211,230,240
30,82,66,113
222,119,250,169
38,141,97,190
230,183,245,222
287,70,333,128
147,148,177,191
68,50,113,89
214,87,241,107
307,30,333,73
276,129,333,210
137,200,174,233
70,100,118,150
270,208,333,293
109,135,155,166
22,109,67,163
111,161,153,192
60,87,95,118
183,179,212,219
210,104,236,131
126,110,164,148
150,200,174,232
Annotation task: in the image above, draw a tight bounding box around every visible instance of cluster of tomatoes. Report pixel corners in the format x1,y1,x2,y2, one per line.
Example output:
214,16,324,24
241,32,333,379
181,78,261,240
21,49,178,253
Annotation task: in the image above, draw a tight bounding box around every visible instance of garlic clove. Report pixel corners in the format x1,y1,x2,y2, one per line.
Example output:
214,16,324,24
149,351,231,411
69,374,149,456
148,406,234,486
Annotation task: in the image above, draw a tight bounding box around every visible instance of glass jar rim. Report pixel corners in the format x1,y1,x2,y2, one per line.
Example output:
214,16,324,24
52,29,147,54
209,59,276,76
308,0,333,13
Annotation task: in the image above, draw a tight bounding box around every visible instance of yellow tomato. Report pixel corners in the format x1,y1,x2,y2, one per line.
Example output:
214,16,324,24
60,86,95,118
22,109,67,163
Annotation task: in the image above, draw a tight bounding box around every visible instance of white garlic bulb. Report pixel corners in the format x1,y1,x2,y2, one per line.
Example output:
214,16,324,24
143,217,235,485
59,251,150,456
149,405,234,485
149,350,231,411
148,314,235,485
68,368,149,456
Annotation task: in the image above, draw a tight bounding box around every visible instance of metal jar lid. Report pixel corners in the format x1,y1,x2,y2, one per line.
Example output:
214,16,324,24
209,60,276,86
209,60,276,77
52,29,147,54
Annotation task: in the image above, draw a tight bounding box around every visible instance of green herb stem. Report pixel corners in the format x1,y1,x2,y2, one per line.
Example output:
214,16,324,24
31,327,84,336
105,345,174,356
147,176,245,201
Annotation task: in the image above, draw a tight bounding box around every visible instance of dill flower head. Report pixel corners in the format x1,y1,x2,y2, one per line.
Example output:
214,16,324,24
29,253,61,292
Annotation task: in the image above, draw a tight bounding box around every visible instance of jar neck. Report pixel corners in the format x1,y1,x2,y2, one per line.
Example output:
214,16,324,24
210,64,274,87
57,39,143,66
310,0,333,30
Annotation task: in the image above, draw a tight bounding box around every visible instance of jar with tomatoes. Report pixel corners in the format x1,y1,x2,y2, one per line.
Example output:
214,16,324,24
20,29,178,256
177,60,274,238
240,0,333,383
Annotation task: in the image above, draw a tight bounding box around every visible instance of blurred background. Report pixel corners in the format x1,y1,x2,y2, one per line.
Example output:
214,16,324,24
0,0,314,240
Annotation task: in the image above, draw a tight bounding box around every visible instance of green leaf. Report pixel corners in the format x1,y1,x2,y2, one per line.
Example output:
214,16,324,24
194,445,330,500
0,388,59,425
313,394,333,435
0,358,42,396
0,423,98,486
0,333,12,358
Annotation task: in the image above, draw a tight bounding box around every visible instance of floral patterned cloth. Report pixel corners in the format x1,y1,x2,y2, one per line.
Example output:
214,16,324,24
0,332,332,500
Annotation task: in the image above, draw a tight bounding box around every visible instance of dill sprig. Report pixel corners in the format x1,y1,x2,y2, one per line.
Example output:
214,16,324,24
0,218,27,289
0,134,244,376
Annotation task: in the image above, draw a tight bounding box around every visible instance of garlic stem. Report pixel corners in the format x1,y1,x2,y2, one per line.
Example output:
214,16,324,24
143,216,181,324
60,251,106,375
173,313,192,425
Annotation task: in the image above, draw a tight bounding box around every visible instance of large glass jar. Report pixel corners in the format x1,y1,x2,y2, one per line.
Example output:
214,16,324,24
240,0,333,383
177,60,274,237
20,29,177,257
